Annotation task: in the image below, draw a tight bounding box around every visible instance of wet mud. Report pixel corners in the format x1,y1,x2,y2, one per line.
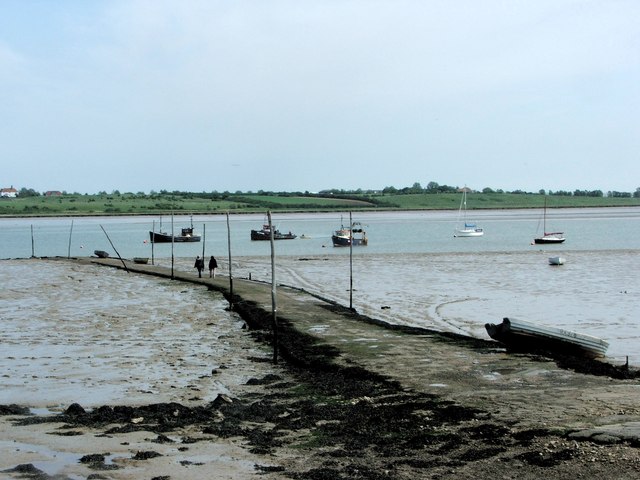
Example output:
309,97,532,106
4,297,640,480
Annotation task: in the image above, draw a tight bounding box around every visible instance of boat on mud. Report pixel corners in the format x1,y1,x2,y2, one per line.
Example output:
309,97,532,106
485,317,608,359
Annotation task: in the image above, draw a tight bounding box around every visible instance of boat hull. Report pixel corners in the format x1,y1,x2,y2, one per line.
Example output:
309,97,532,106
251,230,297,240
454,228,484,237
149,231,201,243
485,317,608,359
548,256,565,265
332,234,368,247
534,236,565,244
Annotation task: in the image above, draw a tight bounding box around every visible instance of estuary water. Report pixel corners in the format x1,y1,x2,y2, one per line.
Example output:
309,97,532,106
1,208,639,365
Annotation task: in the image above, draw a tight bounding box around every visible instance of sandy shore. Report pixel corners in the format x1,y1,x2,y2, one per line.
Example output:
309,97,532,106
2,257,640,479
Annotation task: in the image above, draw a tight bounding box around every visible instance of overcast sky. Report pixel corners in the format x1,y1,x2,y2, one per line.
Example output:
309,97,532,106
1,0,638,194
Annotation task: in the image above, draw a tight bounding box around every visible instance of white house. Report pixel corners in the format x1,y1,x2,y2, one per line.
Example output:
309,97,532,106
0,186,18,198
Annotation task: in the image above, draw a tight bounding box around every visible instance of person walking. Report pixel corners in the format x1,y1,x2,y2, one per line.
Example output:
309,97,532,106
208,255,218,278
194,255,204,278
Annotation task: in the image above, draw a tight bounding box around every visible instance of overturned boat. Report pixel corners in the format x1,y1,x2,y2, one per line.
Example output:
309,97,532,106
485,317,609,359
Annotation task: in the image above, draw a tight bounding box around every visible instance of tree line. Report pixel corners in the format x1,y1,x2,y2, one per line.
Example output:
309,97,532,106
9,183,640,199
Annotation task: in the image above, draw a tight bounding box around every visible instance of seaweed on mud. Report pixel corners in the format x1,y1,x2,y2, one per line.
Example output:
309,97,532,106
0,404,31,416
132,450,163,460
459,423,513,445
515,448,576,467
456,446,508,461
512,428,555,446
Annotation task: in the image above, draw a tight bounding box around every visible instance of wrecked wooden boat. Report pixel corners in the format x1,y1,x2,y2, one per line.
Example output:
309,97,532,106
485,317,608,359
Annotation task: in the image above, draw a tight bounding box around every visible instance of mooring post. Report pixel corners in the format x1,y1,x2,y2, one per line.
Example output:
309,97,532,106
268,210,278,364
226,212,234,309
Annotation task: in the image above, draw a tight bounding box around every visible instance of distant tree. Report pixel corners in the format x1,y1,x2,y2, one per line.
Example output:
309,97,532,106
482,187,495,194
426,181,439,193
538,189,546,195
407,182,422,194
18,187,40,197
608,191,631,198
635,188,640,198
382,186,398,194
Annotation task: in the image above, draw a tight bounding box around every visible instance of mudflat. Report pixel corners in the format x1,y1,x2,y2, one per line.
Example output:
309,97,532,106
1,257,639,479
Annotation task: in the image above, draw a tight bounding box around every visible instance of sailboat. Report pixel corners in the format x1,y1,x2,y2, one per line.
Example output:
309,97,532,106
533,198,565,244
454,189,484,237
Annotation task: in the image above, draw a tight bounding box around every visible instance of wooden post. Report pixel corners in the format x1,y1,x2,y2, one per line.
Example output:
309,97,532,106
30,224,35,258
226,212,233,308
202,223,206,259
151,220,155,265
171,212,175,279
349,211,354,310
67,220,74,259
268,211,278,364
99,225,129,273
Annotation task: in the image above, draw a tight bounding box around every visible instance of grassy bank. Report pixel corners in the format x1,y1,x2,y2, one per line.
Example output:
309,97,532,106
1,191,638,217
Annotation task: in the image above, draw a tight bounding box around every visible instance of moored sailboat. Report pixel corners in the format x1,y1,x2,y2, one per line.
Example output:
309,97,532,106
533,197,565,244
454,188,483,237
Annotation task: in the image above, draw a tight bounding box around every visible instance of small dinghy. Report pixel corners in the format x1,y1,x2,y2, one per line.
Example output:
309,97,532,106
485,317,608,359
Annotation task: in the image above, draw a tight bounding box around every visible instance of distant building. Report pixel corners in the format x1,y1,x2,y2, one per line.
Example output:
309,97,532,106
0,186,18,198
45,191,63,197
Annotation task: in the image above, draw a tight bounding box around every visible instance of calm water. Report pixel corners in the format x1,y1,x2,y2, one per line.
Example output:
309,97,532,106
1,208,639,364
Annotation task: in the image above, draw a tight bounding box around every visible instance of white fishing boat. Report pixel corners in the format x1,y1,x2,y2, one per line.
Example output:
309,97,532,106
454,188,483,237
485,317,608,359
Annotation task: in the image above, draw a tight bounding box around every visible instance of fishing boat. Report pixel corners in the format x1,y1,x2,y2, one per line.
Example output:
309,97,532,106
548,256,566,265
250,224,297,241
332,221,368,247
533,198,565,244
453,188,484,237
133,257,149,264
149,217,201,243
485,317,608,359
94,250,109,258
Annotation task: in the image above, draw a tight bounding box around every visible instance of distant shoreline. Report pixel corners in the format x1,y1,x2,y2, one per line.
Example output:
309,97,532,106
2,191,639,218
1,203,640,220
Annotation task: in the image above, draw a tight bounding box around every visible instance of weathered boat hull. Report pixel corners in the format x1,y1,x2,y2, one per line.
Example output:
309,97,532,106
94,250,109,258
133,257,149,264
250,230,297,240
332,234,368,247
485,317,608,359
149,229,201,243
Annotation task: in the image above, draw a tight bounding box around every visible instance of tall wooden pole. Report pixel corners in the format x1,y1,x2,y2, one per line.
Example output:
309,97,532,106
171,212,175,279
226,212,233,308
67,220,74,259
268,211,278,364
349,211,353,310
99,225,128,273
202,223,206,259
151,220,155,265
30,224,35,258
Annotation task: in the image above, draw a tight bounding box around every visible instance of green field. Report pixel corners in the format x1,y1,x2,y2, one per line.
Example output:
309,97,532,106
0,191,638,217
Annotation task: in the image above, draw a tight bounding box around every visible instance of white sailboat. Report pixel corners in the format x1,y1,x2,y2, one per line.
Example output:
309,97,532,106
454,189,484,237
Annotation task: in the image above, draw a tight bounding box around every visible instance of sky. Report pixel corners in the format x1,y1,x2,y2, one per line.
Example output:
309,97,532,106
1,0,638,195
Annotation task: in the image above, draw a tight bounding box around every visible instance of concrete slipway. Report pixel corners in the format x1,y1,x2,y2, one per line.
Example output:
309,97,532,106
82,256,640,445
